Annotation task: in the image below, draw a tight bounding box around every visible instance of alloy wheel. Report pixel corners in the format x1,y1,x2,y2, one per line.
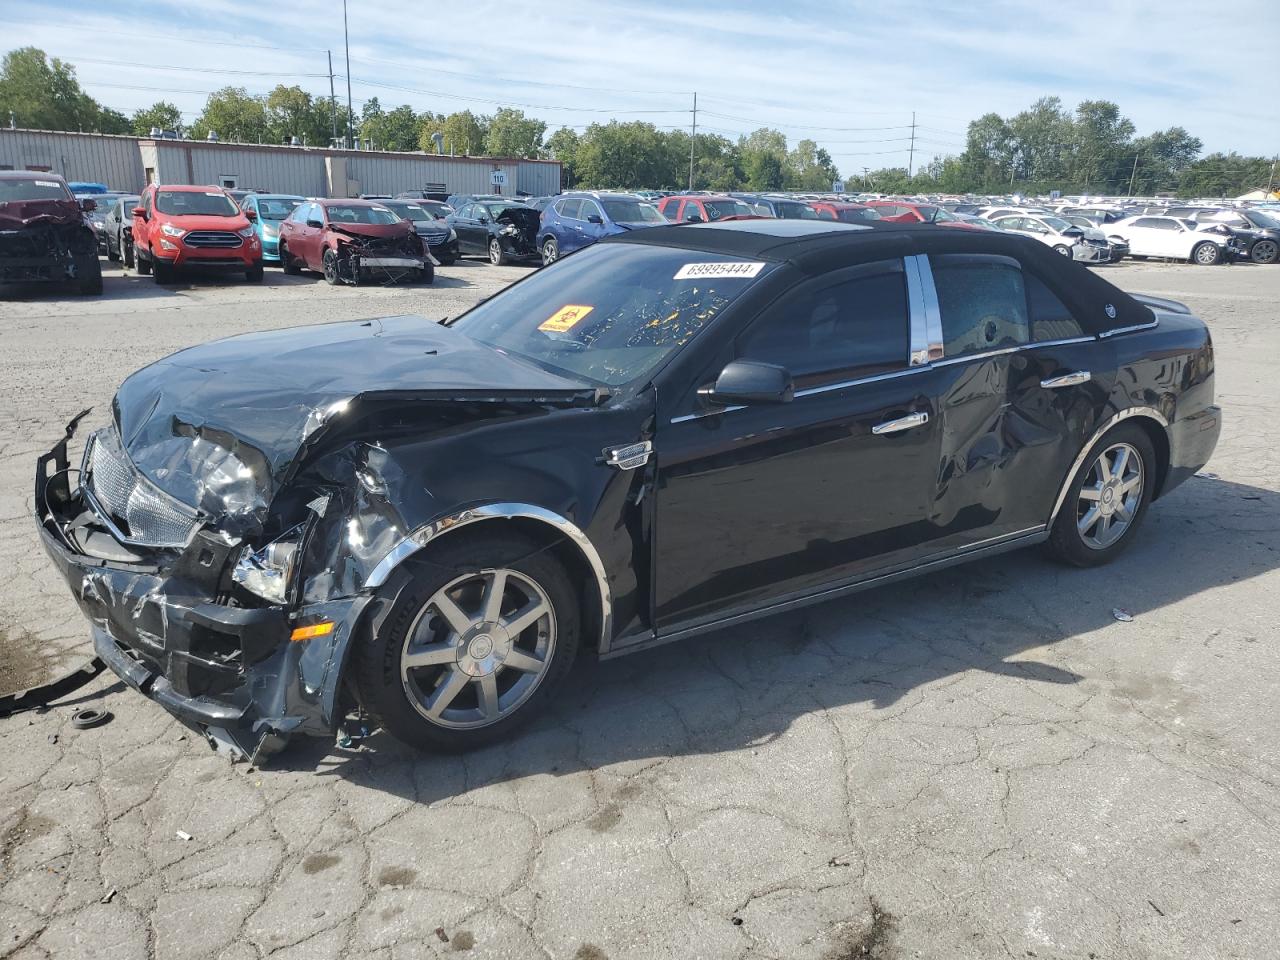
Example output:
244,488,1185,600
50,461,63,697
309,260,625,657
1250,239,1278,264
1076,442,1144,550
1194,242,1220,265
399,568,556,729
542,238,558,265
489,239,503,265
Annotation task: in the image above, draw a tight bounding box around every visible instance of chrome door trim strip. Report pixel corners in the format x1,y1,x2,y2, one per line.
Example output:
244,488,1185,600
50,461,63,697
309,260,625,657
1046,405,1171,527
364,502,614,653
793,365,930,398
915,254,944,361
606,525,1048,657
1098,319,1160,338
904,254,930,365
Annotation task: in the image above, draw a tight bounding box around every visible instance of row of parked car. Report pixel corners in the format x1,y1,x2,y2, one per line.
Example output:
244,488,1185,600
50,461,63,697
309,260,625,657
10,172,1269,300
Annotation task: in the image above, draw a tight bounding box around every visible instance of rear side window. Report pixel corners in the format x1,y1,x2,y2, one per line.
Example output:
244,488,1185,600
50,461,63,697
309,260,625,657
660,199,680,221
1025,273,1084,341
931,256,1029,357
739,261,909,384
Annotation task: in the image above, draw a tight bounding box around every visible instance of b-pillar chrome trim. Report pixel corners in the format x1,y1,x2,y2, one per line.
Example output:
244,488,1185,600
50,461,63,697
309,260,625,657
364,503,613,652
1047,406,1171,527
903,254,944,366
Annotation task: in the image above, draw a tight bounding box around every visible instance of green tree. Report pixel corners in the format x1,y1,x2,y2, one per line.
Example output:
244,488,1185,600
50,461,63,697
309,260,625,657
544,126,581,186
484,108,546,158
264,85,328,145
359,103,423,151
0,47,128,133
1128,127,1202,195
786,138,840,190
1067,100,1136,192
1178,153,1273,198
575,121,671,188
131,101,184,137
1007,96,1071,184
441,110,488,155
189,87,269,143
739,128,788,190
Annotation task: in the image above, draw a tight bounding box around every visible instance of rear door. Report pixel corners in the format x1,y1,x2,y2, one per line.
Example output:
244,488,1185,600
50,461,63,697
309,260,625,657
554,199,585,251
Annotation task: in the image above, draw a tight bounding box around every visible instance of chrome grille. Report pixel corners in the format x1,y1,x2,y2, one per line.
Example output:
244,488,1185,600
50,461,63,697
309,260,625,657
86,430,201,548
420,229,449,245
184,231,243,248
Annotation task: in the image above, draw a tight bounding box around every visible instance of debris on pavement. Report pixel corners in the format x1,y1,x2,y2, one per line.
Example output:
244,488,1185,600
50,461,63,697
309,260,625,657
101,888,117,903
175,831,193,842
1112,608,1135,622
434,927,450,943
70,707,111,729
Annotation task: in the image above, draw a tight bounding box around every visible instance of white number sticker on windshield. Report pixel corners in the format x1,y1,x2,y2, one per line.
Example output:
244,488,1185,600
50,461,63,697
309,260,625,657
673,262,766,280
35,180,61,187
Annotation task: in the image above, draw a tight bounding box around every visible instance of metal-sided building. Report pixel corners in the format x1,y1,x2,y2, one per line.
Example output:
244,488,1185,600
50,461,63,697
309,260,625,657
0,128,562,198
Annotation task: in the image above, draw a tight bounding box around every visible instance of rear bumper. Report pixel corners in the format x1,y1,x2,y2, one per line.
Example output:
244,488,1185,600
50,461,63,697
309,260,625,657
1161,404,1222,497
33,421,369,759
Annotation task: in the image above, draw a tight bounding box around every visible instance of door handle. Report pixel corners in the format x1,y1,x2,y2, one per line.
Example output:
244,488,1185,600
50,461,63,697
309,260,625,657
872,411,929,435
1040,371,1091,389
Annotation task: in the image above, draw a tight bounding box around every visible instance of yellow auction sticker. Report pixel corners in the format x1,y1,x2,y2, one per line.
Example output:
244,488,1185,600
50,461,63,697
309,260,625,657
539,304,594,332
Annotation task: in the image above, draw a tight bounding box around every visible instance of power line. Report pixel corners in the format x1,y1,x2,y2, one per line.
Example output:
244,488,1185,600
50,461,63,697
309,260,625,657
69,55,330,79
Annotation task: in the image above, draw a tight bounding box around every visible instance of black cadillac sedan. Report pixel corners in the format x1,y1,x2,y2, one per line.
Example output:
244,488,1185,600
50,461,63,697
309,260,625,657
34,220,1222,759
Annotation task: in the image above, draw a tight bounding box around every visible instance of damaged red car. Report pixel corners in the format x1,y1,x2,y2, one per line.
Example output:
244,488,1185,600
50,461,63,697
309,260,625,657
278,199,434,286
0,171,103,296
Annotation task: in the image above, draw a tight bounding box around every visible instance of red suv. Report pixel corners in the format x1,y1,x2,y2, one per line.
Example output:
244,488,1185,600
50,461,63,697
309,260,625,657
658,195,760,223
132,184,263,283
807,201,882,224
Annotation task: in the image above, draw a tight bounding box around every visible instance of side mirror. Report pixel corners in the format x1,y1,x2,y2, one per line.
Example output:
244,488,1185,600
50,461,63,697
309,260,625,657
131,206,146,219
705,360,794,406
306,218,323,229
685,212,703,223
80,198,97,213
244,208,257,221
587,214,603,225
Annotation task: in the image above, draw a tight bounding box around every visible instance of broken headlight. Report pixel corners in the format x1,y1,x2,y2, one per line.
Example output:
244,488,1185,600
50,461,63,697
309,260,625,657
232,525,304,604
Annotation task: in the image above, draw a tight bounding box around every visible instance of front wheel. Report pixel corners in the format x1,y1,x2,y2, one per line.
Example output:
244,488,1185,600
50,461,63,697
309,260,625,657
77,256,103,296
1045,423,1156,568
355,531,581,751
135,248,152,275
541,236,559,266
246,262,264,282
1249,239,1278,265
322,248,341,285
152,259,173,284
1052,244,1072,257
488,238,507,266
279,242,299,275
1191,241,1222,266
416,261,435,285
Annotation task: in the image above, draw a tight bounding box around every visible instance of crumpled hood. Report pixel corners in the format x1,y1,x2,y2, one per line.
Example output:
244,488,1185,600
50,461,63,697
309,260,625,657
0,198,83,230
112,315,595,523
326,220,413,240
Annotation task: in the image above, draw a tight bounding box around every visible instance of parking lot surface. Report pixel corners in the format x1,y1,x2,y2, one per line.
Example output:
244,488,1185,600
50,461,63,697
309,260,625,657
1,260,1278,960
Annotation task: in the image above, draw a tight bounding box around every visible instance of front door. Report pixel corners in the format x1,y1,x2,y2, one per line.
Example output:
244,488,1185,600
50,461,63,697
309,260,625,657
654,259,945,630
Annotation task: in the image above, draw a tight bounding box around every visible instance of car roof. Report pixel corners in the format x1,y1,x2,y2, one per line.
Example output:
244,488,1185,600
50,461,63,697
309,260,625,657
251,194,305,201
0,170,68,181
317,198,388,206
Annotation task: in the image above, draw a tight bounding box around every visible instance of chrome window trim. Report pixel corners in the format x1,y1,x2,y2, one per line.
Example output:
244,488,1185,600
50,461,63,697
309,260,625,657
916,254,944,361
1098,319,1160,338
794,365,930,398
1046,405,1170,527
363,502,614,653
904,254,930,365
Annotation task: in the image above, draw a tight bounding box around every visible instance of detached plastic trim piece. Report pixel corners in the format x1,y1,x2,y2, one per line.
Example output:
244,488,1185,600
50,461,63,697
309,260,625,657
0,656,107,717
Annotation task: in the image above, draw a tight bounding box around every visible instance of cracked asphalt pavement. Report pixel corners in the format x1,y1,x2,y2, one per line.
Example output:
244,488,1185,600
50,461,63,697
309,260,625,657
1,260,1277,960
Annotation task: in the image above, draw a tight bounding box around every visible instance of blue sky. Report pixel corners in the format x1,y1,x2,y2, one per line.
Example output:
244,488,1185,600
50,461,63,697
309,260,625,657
8,0,1277,174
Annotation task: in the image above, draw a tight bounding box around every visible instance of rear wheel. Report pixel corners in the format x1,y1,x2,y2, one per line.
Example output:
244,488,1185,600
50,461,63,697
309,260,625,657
1250,239,1278,265
355,531,581,751
122,238,134,269
106,243,120,263
488,238,507,266
1045,423,1156,568
322,248,340,285
1192,241,1221,266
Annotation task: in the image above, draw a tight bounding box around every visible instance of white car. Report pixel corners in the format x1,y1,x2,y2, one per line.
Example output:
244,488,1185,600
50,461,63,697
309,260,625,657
1106,216,1230,265
991,214,1111,263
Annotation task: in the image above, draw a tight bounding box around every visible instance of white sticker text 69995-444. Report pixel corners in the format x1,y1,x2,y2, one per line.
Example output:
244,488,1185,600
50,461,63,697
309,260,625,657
673,262,766,280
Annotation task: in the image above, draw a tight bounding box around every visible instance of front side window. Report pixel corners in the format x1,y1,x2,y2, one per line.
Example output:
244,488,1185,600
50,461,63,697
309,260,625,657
838,207,880,223
931,256,1029,357
449,243,774,387
738,261,909,385
579,200,603,221
702,199,754,220
155,190,239,216
775,201,820,220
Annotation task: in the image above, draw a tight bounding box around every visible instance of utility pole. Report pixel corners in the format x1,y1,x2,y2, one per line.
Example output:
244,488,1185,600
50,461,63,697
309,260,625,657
343,0,354,149
688,92,697,191
327,51,338,146
1268,154,1278,198
1128,154,1140,197
862,167,870,190
907,111,916,180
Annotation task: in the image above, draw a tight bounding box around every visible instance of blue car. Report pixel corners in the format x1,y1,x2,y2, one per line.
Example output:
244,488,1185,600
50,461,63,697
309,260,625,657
537,191,665,265
240,194,306,263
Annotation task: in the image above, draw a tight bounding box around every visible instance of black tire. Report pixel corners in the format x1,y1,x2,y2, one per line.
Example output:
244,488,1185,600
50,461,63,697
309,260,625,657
279,242,299,275
152,259,173,285
246,262,264,283
1045,423,1157,568
541,236,559,266
106,245,120,263
122,239,134,269
136,248,151,275
1052,244,1072,257
417,261,435,285
355,531,581,751
322,248,341,285
1191,241,1221,266
437,252,457,266
488,237,507,266
1249,239,1278,265
77,256,103,296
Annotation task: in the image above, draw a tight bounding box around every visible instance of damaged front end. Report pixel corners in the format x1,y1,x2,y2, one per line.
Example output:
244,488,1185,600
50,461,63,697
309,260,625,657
0,206,100,288
328,226,433,286
32,316,607,761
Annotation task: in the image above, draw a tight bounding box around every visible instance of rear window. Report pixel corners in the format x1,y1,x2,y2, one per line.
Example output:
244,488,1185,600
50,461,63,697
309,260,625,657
156,190,239,217
0,177,73,203
255,198,303,220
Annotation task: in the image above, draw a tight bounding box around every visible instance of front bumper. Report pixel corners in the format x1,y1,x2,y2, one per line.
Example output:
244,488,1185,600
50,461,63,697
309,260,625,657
33,422,369,759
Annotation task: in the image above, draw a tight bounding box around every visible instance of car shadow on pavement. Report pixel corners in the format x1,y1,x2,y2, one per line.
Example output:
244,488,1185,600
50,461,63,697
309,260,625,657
264,473,1280,800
